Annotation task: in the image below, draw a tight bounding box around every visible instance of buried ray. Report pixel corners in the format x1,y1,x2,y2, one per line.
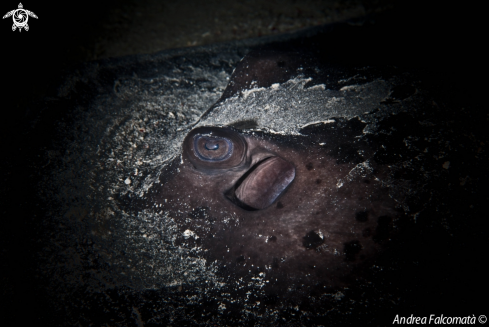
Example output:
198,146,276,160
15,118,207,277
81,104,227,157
137,121,400,291
127,50,406,293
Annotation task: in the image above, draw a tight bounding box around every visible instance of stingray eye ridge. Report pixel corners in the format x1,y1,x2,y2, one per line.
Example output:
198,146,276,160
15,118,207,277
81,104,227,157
193,134,234,162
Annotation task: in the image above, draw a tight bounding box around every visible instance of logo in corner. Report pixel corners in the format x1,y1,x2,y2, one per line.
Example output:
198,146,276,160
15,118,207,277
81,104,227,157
3,3,38,32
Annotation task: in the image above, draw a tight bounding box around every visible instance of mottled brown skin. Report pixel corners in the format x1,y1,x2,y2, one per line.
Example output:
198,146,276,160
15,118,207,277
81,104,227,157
144,124,398,293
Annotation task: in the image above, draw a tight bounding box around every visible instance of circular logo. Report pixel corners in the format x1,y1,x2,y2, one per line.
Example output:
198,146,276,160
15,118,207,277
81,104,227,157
13,10,27,27
480,315,487,324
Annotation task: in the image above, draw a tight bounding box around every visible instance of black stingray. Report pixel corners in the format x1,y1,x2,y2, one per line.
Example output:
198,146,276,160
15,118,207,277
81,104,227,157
130,50,402,295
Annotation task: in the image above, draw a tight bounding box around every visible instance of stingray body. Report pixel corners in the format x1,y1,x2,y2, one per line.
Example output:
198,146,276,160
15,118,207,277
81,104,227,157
135,50,401,295
147,127,397,291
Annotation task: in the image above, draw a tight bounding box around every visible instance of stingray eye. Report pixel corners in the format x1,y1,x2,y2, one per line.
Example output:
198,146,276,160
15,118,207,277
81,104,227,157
183,127,247,172
193,135,233,162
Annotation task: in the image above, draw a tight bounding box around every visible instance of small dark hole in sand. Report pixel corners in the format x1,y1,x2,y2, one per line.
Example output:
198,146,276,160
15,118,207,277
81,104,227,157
302,231,324,249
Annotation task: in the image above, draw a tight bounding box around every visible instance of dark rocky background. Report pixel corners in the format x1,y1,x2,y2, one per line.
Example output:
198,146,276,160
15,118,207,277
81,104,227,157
3,0,391,108
1,0,487,326
1,0,485,128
